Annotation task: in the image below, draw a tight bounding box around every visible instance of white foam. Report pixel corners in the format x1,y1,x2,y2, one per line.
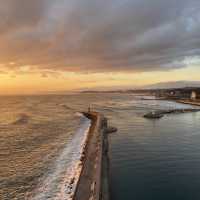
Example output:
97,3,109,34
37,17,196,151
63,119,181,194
30,114,91,200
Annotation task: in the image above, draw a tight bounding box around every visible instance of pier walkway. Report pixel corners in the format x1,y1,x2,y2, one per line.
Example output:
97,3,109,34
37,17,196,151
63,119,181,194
73,112,107,200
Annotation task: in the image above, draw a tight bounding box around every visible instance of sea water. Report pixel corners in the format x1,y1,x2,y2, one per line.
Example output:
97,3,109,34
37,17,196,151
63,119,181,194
1,94,200,200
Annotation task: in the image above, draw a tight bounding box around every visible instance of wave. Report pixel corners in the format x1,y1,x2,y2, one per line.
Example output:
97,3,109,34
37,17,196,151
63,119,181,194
60,104,74,111
12,113,30,125
75,112,85,117
29,114,91,200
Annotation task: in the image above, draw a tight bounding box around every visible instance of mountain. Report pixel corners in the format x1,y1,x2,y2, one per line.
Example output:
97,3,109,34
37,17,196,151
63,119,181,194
143,81,200,89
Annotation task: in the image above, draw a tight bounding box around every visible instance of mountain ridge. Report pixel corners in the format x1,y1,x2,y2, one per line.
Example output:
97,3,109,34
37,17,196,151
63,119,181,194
142,81,200,89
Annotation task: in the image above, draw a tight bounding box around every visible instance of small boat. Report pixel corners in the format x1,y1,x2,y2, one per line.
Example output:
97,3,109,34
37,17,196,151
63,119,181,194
144,111,164,119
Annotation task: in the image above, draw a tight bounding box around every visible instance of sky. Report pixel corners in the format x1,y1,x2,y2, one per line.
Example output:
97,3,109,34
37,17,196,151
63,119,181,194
0,0,200,94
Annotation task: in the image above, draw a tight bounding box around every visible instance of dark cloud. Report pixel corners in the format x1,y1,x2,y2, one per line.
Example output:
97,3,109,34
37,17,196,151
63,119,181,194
0,0,48,34
0,0,200,73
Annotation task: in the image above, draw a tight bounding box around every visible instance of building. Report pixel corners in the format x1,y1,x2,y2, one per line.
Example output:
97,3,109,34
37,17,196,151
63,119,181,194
153,87,200,100
191,91,197,100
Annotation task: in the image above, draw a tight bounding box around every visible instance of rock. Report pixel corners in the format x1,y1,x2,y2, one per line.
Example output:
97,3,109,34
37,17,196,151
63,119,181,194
144,111,164,119
106,126,117,134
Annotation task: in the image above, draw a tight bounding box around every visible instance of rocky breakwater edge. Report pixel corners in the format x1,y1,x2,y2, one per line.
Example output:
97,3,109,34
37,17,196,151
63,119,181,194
69,111,117,200
144,108,200,119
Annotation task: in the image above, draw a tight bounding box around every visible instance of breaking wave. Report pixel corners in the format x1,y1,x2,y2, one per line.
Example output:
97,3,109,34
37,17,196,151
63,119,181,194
60,104,74,111
29,114,91,200
12,113,30,125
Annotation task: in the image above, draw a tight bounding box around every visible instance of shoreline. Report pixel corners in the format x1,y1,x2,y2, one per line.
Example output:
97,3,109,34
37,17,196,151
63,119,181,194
143,96,200,107
176,100,200,107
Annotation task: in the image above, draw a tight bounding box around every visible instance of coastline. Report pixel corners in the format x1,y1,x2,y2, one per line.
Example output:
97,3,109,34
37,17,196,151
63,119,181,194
176,100,200,106
144,96,200,107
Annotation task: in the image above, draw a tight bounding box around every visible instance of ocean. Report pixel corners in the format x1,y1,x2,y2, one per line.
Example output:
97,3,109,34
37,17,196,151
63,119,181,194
0,93,200,200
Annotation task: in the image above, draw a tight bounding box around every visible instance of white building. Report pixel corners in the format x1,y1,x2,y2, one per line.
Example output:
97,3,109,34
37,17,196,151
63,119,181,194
191,91,197,100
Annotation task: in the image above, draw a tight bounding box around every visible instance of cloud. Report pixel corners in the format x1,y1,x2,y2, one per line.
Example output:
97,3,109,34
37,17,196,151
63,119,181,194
0,0,200,73
0,0,47,34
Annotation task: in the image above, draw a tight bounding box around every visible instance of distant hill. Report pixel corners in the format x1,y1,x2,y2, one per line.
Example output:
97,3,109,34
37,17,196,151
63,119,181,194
143,81,200,89
79,81,200,93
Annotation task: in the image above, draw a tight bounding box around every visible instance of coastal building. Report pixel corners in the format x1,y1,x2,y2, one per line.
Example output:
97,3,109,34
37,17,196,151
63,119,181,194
191,91,197,100
153,87,200,100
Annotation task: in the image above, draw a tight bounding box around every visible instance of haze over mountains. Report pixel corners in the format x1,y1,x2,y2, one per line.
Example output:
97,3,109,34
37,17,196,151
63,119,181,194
79,81,200,92
143,81,200,89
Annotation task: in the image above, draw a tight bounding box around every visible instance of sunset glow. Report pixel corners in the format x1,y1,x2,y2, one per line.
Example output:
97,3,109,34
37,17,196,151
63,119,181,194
0,66,199,95
0,0,200,94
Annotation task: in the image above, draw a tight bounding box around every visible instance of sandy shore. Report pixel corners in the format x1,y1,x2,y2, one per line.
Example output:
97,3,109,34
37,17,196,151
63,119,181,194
177,100,200,106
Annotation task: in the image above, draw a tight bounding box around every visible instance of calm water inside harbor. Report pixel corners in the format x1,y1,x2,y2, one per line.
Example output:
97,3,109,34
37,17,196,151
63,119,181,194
108,95,200,200
1,93,200,199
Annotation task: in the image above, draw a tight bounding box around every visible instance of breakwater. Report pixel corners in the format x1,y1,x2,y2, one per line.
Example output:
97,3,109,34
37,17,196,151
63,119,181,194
73,111,112,200
144,108,200,118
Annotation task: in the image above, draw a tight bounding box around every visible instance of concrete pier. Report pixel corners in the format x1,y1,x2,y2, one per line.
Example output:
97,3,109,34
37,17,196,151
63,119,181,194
73,112,111,200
